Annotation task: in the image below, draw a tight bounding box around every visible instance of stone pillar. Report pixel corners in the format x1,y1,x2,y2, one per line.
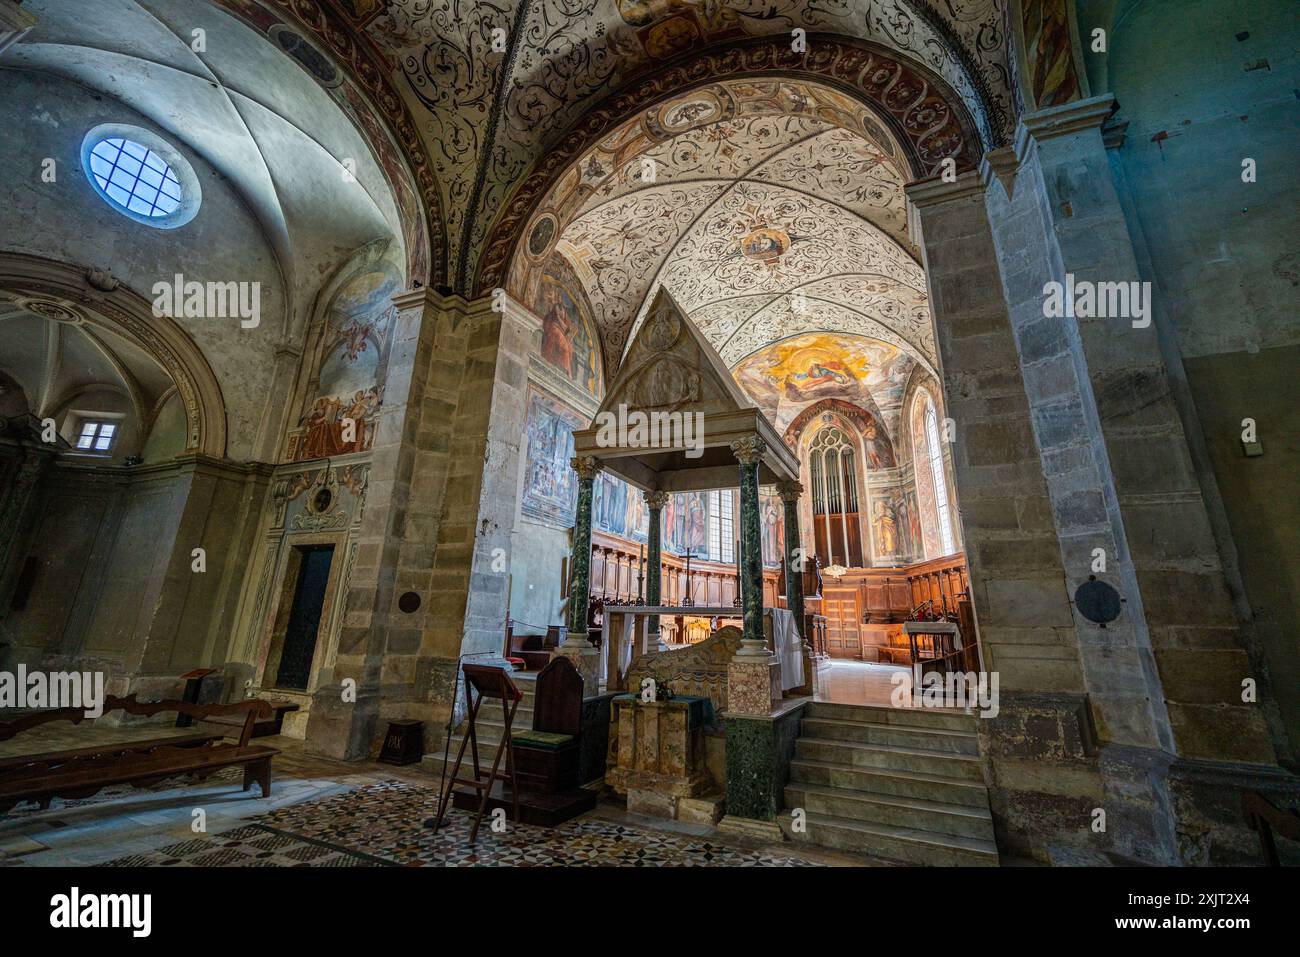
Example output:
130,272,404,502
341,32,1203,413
0,1,37,56
776,480,805,640
907,170,1110,861
556,455,601,689
644,489,668,636
304,286,444,760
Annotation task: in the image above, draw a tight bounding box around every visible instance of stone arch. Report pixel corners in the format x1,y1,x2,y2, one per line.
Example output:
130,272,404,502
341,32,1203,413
474,33,988,298
0,252,228,457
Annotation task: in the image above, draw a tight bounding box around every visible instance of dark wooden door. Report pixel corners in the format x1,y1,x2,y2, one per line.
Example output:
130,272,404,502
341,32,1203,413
276,545,334,690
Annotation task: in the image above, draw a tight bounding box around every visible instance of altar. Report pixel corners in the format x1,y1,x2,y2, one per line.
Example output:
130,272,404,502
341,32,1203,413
553,289,817,824
600,605,804,698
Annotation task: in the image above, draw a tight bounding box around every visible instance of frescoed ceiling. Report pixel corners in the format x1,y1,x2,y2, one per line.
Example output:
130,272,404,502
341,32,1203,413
510,77,939,395
327,0,1014,291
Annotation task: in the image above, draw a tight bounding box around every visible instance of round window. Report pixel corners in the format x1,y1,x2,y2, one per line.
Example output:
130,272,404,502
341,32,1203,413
81,125,201,229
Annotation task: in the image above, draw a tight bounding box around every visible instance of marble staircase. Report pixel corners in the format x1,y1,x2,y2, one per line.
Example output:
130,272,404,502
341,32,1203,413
779,701,998,866
421,671,538,779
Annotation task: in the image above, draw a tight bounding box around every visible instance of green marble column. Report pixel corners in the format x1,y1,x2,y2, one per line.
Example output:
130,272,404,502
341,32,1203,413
777,480,805,642
567,455,601,636
731,437,767,654
644,490,669,636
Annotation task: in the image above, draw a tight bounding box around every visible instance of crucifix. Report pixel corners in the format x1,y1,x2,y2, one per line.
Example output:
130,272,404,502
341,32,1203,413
681,548,699,605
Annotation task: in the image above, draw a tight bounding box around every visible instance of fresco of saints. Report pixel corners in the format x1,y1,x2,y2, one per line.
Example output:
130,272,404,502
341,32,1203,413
873,499,899,557
540,283,576,378
862,417,896,469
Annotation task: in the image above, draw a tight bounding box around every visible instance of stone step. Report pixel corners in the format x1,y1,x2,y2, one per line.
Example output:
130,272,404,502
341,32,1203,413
798,717,979,755
781,811,998,866
805,701,978,731
794,737,984,780
784,782,994,840
788,758,989,807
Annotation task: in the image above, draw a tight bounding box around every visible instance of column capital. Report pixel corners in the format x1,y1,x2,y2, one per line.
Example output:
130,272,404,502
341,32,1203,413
1017,93,1117,149
775,480,804,503
730,436,767,466
644,489,671,510
570,455,602,481
904,169,987,209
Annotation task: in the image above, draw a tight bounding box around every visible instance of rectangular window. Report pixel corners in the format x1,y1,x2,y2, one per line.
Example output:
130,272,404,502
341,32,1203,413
75,420,118,453
708,490,721,561
720,490,734,563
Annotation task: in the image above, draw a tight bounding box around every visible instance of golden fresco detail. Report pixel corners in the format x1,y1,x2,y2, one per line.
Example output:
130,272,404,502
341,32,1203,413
731,332,915,438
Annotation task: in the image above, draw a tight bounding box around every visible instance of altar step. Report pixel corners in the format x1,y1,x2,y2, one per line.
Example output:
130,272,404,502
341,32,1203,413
781,701,998,866
421,672,537,777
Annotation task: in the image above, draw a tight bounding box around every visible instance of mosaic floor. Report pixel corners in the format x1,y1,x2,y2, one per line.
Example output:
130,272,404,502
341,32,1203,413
96,781,821,867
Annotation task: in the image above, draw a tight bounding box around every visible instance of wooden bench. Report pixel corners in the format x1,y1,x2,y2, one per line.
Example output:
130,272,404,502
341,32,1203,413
0,695,278,815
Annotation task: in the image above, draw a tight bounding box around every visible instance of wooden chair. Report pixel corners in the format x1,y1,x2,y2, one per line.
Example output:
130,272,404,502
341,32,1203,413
431,663,521,843
510,656,583,793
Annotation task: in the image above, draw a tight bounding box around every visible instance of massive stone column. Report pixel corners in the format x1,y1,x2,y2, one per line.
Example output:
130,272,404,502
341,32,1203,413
304,286,446,760
776,480,805,640
908,170,1116,862
978,94,1284,862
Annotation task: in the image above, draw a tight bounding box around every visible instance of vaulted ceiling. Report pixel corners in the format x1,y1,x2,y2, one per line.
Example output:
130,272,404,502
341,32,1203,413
316,0,1015,291
511,77,938,388
9,0,409,337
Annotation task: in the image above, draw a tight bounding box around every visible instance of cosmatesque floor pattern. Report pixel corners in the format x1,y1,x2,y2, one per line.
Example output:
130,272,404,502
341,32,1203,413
97,780,821,867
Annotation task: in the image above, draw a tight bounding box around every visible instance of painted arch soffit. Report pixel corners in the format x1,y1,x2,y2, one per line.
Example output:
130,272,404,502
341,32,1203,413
333,1,1009,293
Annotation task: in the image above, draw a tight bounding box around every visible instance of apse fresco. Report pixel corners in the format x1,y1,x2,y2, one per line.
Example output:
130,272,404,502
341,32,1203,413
532,254,602,397
288,241,401,461
521,391,585,526
732,332,913,436
594,472,649,541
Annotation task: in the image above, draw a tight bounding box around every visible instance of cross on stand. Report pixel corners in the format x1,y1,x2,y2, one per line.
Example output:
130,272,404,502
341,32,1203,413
681,548,699,606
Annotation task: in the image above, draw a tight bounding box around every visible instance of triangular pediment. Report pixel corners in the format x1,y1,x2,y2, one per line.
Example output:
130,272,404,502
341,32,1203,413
596,287,755,419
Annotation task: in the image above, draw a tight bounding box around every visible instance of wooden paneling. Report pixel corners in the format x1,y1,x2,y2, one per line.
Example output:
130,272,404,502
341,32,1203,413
823,588,862,659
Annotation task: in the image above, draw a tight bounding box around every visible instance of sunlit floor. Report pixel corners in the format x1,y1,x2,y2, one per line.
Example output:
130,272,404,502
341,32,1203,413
815,660,911,707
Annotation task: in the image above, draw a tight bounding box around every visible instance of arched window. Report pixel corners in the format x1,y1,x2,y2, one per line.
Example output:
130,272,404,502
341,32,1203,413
924,401,956,555
808,425,863,566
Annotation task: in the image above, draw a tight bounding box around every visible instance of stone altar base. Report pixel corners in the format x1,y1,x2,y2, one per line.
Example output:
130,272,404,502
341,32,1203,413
606,697,711,819
555,643,600,692
727,654,781,716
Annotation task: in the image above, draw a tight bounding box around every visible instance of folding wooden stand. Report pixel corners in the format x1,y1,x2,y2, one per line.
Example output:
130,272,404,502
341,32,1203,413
431,663,522,843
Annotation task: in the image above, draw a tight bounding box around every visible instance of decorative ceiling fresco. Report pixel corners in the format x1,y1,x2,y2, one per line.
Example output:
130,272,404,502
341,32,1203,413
319,0,1013,292
506,77,938,390
731,331,916,441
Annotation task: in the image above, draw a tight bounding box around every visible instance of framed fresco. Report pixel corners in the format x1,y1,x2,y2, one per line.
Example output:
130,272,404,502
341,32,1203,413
521,389,586,527
532,254,602,398
289,241,402,461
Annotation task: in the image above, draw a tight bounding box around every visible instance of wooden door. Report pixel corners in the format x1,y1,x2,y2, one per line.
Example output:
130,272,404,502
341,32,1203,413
823,588,862,659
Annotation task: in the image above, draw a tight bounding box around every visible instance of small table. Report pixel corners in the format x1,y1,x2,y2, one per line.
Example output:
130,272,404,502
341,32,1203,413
902,621,962,673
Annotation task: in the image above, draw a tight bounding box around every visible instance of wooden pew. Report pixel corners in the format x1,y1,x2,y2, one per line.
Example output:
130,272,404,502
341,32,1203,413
0,695,278,814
